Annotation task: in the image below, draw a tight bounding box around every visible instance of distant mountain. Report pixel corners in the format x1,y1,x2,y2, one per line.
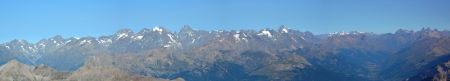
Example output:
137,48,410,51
0,26,449,81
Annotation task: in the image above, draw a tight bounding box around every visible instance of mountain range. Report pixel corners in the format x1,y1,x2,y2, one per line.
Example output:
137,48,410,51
0,26,449,81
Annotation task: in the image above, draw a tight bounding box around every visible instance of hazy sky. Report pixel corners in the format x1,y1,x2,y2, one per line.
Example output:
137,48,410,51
0,0,449,43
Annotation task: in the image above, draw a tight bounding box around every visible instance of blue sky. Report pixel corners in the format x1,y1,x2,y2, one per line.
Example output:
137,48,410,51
0,0,449,43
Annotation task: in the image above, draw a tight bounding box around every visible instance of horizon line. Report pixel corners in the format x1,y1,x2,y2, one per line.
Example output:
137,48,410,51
1,26,448,44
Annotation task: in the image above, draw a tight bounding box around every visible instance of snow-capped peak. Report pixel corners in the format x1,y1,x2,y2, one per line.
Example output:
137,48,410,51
328,31,349,36
115,29,133,40
117,33,129,39
153,27,164,34
258,29,273,37
278,25,289,33
328,31,366,36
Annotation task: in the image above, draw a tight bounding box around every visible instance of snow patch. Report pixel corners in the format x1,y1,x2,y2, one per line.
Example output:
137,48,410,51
167,34,176,43
28,47,36,52
65,40,72,43
339,32,349,35
258,30,273,37
52,40,62,46
117,33,128,39
20,46,24,50
98,39,112,44
163,45,171,48
282,28,289,33
352,31,365,34
153,27,163,34
39,43,46,48
134,35,144,40
80,40,92,45
328,31,349,36
233,34,240,41
187,32,193,37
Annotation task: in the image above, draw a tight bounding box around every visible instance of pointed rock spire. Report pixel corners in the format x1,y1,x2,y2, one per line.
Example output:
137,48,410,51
181,25,194,33
180,25,197,36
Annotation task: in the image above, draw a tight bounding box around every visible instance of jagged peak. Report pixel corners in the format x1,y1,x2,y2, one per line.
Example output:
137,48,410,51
181,25,193,30
115,28,133,34
35,35,65,46
327,31,366,37
8,39,29,45
49,35,64,40
421,27,433,31
180,25,195,33
328,31,349,36
65,37,81,42
418,27,442,33
137,28,151,34
115,29,134,39
180,25,197,37
278,25,289,33
153,26,167,34
395,29,414,34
